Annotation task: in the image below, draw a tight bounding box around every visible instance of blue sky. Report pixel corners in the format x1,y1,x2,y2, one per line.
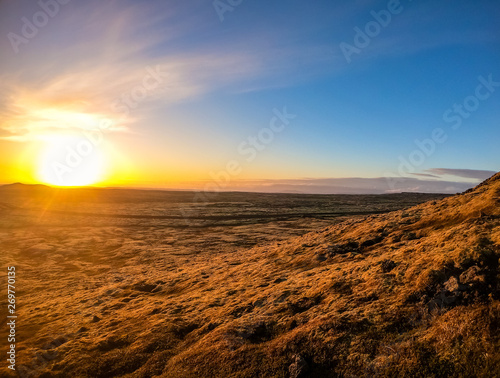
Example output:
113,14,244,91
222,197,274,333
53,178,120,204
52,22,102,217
0,0,499,192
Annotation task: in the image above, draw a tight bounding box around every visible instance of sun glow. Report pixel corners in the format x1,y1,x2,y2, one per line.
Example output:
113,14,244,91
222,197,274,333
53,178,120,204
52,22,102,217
38,134,107,187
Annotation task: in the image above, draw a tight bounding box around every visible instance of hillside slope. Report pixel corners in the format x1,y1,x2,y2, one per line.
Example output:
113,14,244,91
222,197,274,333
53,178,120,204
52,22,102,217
5,174,499,378
151,173,500,377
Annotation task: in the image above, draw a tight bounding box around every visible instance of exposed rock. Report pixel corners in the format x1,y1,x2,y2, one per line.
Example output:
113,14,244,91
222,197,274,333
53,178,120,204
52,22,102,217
288,295,322,314
443,276,467,292
315,253,327,262
381,259,396,273
360,235,384,248
96,336,130,352
327,241,360,256
289,354,308,378
131,282,158,293
459,266,485,285
239,321,275,344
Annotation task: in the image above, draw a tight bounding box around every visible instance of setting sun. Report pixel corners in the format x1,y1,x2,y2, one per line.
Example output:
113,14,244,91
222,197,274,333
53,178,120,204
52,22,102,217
37,134,106,187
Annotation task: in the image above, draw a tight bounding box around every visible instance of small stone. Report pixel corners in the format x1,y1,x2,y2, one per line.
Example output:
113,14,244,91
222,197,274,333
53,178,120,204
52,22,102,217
444,277,460,292
444,276,468,292
315,253,327,262
207,322,218,331
91,315,101,323
459,266,484,285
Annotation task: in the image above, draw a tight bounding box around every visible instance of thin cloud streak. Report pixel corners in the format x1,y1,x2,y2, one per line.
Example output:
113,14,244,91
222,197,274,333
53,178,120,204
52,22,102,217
425,168,497,181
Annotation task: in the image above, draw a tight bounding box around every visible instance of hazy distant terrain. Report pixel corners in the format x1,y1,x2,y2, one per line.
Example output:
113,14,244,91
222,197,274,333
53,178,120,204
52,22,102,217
1,181,499,377
0,184,449,227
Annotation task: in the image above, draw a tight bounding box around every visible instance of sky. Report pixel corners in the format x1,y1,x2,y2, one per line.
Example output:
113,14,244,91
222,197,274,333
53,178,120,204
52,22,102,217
0,0,499,193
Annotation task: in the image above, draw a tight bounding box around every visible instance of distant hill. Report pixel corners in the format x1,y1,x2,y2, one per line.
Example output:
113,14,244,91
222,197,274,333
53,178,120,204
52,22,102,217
0,182,52,189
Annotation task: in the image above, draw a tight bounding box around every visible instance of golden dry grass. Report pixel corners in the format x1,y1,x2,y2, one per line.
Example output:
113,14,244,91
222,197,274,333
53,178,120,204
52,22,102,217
0,175,499,377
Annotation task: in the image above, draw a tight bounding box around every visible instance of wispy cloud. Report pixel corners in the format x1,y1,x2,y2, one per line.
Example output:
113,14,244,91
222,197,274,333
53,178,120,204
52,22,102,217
425,168,496,181
3,0,494,144
410,172,440,179
0,2,269,142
